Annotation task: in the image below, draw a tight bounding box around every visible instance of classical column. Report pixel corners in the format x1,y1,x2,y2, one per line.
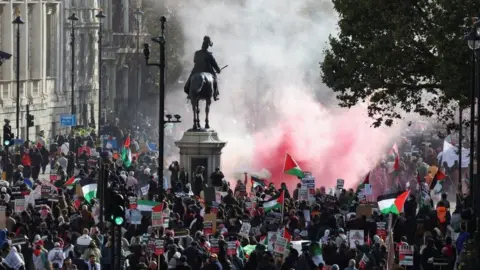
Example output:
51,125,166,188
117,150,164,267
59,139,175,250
31,3,41,79
1,4,13,81
19,3,28,81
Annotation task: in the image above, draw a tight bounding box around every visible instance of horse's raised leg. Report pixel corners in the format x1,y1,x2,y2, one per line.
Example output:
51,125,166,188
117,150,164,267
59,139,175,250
205,99,211,129
195,99,201,129
191,100,197,130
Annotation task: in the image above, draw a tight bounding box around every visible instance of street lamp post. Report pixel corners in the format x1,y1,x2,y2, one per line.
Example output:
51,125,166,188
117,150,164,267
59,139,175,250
95,9,106,137
12,9,24,140
134,8,143,126
95,9,106,231
68,13,79,165
68,13,78,116
143,16,181,200
462,17,480,268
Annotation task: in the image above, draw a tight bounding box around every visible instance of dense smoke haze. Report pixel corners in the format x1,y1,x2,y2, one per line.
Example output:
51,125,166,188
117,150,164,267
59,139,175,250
158,0,405,189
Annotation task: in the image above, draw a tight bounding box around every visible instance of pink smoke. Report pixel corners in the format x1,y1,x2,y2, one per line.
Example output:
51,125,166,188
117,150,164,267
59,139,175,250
251,101,399,191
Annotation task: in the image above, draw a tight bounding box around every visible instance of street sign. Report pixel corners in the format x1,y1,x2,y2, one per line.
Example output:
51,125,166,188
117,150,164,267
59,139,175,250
60,115,77,127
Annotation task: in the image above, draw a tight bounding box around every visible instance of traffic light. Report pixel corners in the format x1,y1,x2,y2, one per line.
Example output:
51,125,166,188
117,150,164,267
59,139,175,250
3,123,12,147
110,191,125,226
26,105,34,128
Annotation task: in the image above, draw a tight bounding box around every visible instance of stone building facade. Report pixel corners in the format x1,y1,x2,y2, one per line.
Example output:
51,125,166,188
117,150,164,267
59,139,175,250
0,0,100,141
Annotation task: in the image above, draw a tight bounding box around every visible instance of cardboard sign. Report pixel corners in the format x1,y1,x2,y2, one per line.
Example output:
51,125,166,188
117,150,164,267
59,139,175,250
301,176,315,189
129,197,138,210
204,213,217,234
41,185,52,197
239,222,251,238
152,212,162,228
14,199,26,213
203,221,213,235
376,222,387,240
336,179,345,189
273,236,288,255
154,239,164,255
130,210,142,225
348,230,364,248
298,188,309,202
227,241,237,255
162,217,169,228
356,204,373,218
399,245,414,266
210,238,219,253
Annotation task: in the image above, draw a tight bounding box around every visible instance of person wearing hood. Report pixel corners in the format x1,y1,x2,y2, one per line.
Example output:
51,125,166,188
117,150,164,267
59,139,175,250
32,244,50,270
48,242,65,268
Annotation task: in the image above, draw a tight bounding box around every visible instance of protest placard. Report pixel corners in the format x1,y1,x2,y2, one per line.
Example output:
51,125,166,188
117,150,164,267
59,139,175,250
399,245,414,266
14,198,26,213
152,212,162,228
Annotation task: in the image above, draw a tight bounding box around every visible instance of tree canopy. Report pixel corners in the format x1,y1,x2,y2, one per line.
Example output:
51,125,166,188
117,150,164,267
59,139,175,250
320,0,479,127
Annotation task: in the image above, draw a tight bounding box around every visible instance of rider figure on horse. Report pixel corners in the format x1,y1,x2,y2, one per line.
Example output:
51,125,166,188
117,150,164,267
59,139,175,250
184,36,222,101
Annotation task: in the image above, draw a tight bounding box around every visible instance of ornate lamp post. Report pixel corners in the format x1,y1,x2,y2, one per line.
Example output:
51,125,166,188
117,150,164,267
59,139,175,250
95,8,106,231
12,8,24,139
68,13,79,116
95,9,106,136
143,16,181,199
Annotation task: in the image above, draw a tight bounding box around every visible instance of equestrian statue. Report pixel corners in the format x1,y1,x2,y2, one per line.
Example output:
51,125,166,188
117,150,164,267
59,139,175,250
184,36,227,130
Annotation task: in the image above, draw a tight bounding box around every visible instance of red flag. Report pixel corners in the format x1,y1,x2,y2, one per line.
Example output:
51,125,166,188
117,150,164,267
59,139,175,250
363,173,370,185
393,155,400,171
124,135,131,148
152,202,164,212
283,227,292,241
389,143,399,156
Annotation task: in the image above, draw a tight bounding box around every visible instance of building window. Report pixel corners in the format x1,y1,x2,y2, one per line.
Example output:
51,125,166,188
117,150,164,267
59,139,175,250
2,85,9,99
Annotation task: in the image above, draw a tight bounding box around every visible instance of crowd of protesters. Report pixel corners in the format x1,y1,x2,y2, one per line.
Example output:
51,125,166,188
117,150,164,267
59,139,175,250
0,122,473,270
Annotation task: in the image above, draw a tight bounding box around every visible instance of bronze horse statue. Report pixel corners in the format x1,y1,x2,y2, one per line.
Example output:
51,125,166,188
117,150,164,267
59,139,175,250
188,66,227,130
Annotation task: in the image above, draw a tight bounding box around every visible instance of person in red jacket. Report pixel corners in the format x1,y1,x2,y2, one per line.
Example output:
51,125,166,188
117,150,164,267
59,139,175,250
21,152,32,178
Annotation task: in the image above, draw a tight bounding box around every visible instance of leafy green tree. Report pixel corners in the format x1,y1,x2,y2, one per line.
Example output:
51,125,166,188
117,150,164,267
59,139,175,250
320,0,479,127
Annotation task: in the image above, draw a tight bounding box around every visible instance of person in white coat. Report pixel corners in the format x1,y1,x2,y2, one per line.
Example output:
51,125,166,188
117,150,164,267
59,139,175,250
48,242,65,268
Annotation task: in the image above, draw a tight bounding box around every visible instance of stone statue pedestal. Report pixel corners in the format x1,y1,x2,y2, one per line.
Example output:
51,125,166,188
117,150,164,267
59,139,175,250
175,129,227,185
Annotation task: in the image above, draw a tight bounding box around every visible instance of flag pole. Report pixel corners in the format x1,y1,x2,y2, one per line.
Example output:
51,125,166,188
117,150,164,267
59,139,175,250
386,213,394,270
280,153,287,225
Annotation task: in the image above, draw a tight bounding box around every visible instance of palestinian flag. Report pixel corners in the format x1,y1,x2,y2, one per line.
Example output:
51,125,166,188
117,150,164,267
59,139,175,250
242,245,256,258
357,172,370,192
64,176,80,188
251,176,265,189
137,200,162,212
393,155,400,171
82,183,97,203
120,135,132,168
280,227,292,241
284,153,304,178
377,191,410,215
310,242,323,266
263,190,284,212
425,166,447,190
